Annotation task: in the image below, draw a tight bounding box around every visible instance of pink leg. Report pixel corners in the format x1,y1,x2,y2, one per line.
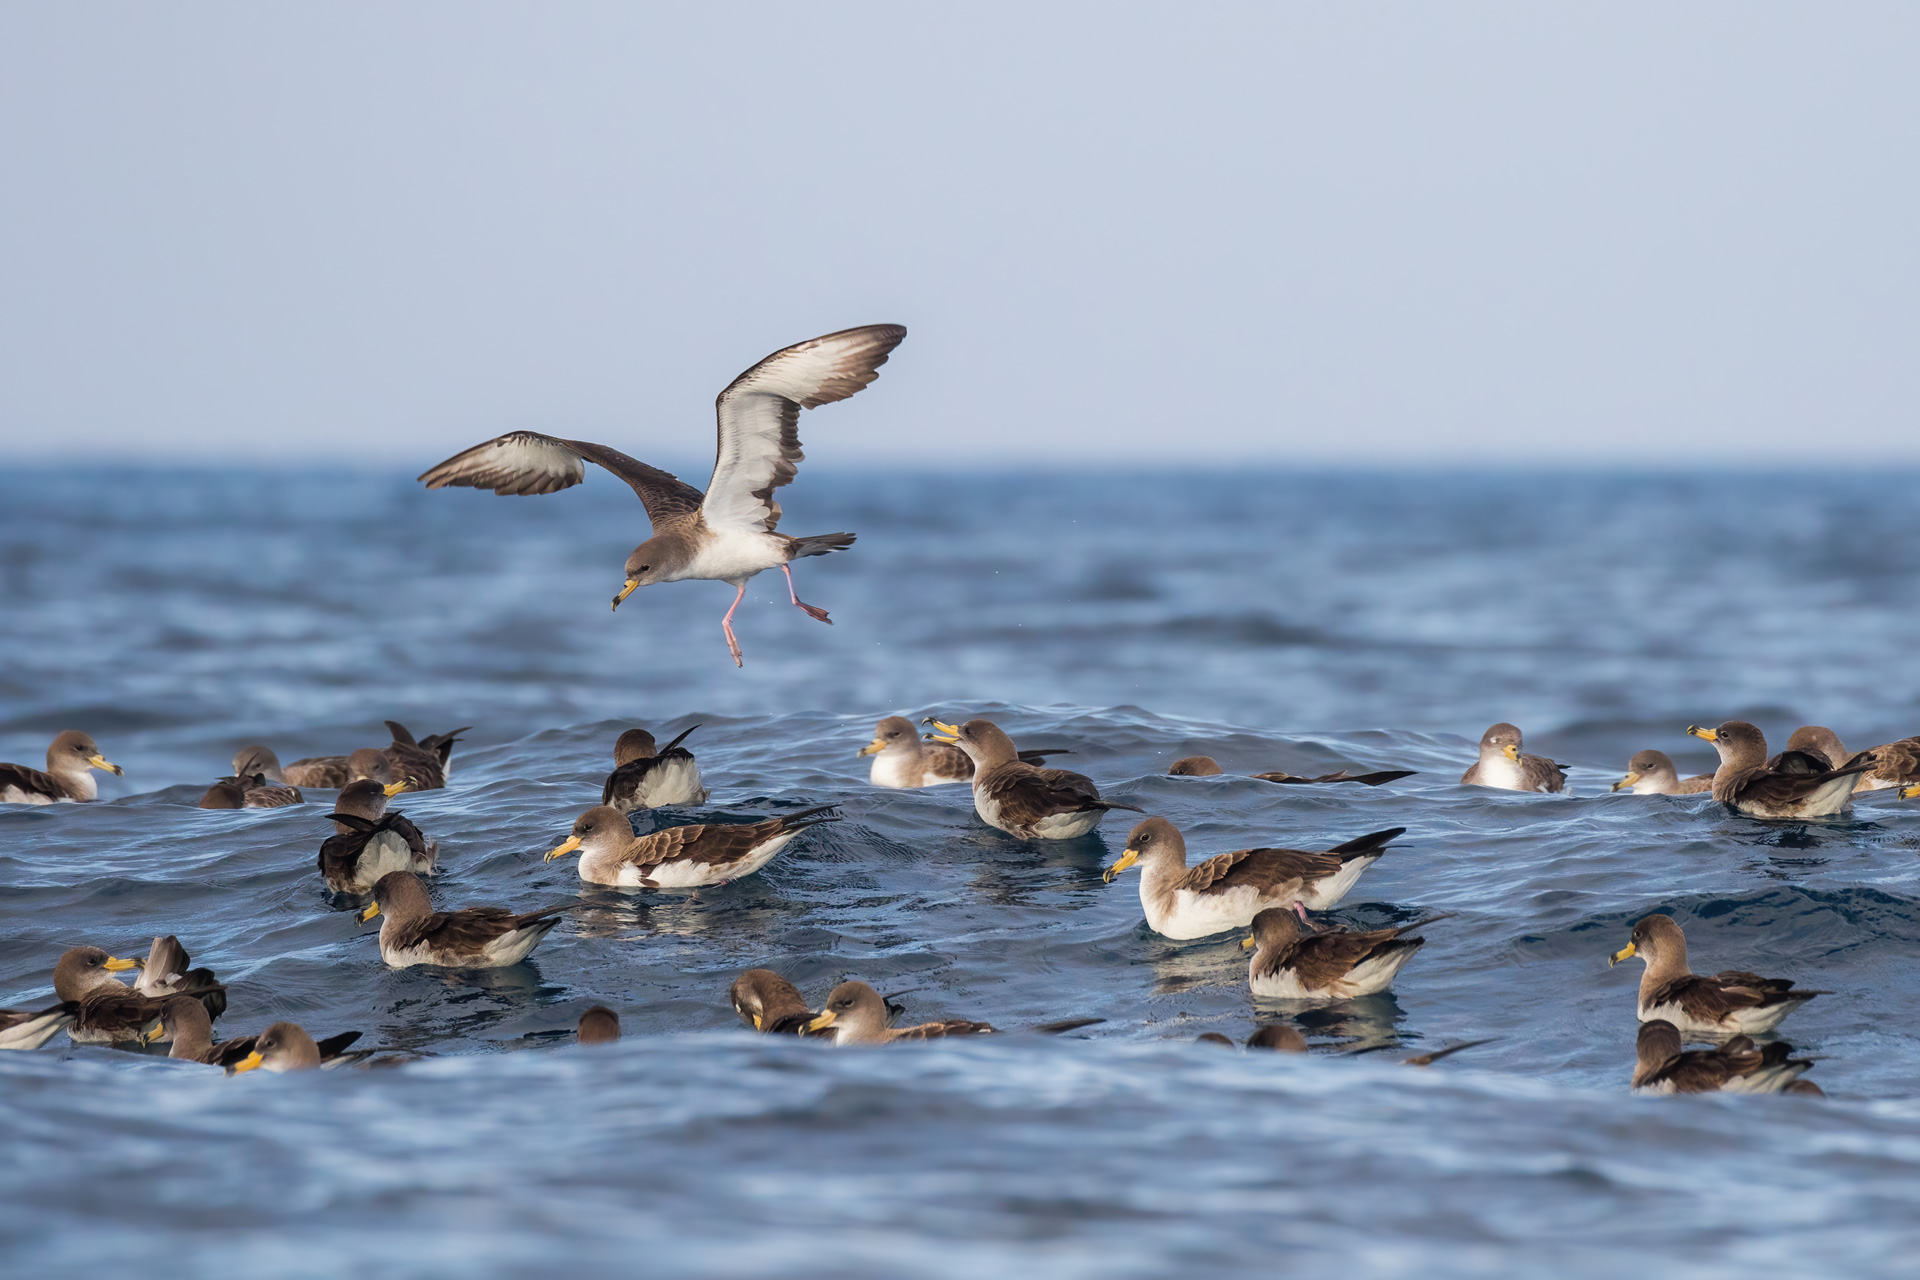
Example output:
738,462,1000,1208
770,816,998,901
781,565,833,625
1293,900,1312,924
720,582,747,667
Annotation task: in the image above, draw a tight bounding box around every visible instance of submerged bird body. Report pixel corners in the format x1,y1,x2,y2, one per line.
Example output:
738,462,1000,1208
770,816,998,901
1631,1019,1812,1095
1168,756,1415,786
1611,750,1713,796
1460,723,1565,793
279,747,395,791
1688,721,1872,819
602,726,708,810
319,779,436,894
362,871,568,969
0,730,122,804
861,716,1069,788
197,773,304,809
420,324,907,667
729,969,817,1035
545,804,835,888
927,718,1138,839
577,1007,621,1045
1103,817,1405,941
156,997,361,1072
804,980,995,1045
1244,908,1444,1000
1609,913,1822,1036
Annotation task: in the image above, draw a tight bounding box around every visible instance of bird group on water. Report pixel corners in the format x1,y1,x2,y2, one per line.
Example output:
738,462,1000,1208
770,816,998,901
3,324,1904,1096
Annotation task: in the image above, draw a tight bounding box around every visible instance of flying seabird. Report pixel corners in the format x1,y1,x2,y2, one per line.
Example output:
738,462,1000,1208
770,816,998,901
0,1001,77,1050
860,716,1071,789
197,773,304,809
1610,749,1713,795
360,871,570,969
803,980,996,1046
1630,1019,1813,1095
1167,756,1416,786
0,731,123,804
150,996,366,1072
1686,721,1873,819
1243,907,1447,1000
419,324,908,667
1101,816,1406,941
729,969,818,1034
576,1006,621,1045
544,804,836,888
1608,913,1824,1036
924,718,1141,839
318,778,436,894
602,726,709,811
1459,723,1566,793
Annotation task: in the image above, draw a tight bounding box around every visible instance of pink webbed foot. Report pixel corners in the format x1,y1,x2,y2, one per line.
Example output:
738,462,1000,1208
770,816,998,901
781,565,834,625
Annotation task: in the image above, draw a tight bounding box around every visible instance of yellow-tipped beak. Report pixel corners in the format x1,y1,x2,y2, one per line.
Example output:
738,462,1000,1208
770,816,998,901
857,738,887,757
383,779,412,797
1611,772,1640,793
923,720,961,744
359,902,381,922
1102,848,1140,884
1609,941,1636,968
144,1021,166,1044
1241,934,1255,950
1902,784,1920,800
611,579,639,611
88,754,123,776
544,835,583,863
1687,726,1717,742
804,1010,836,1033
103,956,137,972
231,1050,265,1074
751,1013,763,1030
1502,743,1519,761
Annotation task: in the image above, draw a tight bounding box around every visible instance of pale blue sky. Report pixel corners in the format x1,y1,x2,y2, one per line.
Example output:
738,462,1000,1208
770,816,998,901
3,5,1916,465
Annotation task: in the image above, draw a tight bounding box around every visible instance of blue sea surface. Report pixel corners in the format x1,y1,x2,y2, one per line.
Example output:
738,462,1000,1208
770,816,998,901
4,466,1920,1277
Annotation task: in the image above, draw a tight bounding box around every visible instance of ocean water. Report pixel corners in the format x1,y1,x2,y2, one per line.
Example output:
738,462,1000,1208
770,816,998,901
4,465,1920,1277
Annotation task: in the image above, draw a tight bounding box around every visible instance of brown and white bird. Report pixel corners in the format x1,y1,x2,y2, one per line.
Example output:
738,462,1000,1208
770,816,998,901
803,981,996,1046
1459,723,1565,793
0,731,122,804
602,726,708,811
544,804,835,888
419,325,908,667
1629,1019,1813,1095
197,773,304,809
1609,913,1824,1036
1610,749,1713,796
1243,908,1447,1000
860,716,1070,788
1167,756,1415,787
1102,816,1405,941
1686,721,1872,818
1783,726,1920,794
257,723,468,792
728,969,818,1035
51,946,194,1044
150,997,364,1072
360,871,570,969
318,778,436,894
924,718,1140,839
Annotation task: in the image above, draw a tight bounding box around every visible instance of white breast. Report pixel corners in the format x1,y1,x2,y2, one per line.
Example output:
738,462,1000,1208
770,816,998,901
1474,756,1528,791
673,527,789,584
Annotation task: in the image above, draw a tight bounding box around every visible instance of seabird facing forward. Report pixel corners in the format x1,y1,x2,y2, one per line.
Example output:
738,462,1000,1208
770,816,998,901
1610,750,1712,796
360,871,569,969
925,718,1140,839
544,804,835,888
803,981,996,1045
861,716,1070,788
1608,913,1823,1036
0,731,122,804
1244,907,1447,1000
1686,721,1872,818
1630,1019,1813,1095
1102,816,1405,941
1459,724,1565,793
318,778,436,894
420,324,908,667
603,726,709,810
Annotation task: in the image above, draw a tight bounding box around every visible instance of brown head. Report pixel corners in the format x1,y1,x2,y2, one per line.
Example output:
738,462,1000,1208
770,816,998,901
577,1006,621,1045
230,1022,323,1073
804,980,892,1045
1247,1024,1308,1053
1786,726,1847,769
730,968,810,1032
197,778,248,809
53,945,138,1001
333,777,408,826
47,730,122,779
1609,913,1689,976
346,748,393,785
1194,1032,1237,1048
1168,756,1225,777
545,805,634,864
1686,721,1766,770
613,536,688,611
1613,749,1681,793
232,746,285,783
360,871,431,927
1632,1019,1685,1086
1244,906,1306,956
156,994,216,1059
1477,724,1524,761
922,718,1019,768
859,716,919,758
1103,816,1186,883
613,729,658,767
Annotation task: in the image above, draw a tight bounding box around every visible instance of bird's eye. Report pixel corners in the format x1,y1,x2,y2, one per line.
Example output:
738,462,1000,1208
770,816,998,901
639,565,650,573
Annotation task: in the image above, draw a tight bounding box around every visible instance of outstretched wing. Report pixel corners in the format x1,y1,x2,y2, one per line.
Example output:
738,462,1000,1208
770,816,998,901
418,432,704,530
703,324,907,534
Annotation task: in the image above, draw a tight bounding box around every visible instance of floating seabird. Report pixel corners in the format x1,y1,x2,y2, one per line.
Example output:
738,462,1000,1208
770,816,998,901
803,981,996,1046
1243,907,1448,1000
860,716,1070,789
1686,721,1872,819
1780,726,1849,771
0,731,123,804
1788,727,1920,794
1610,750,1712,795
360,871,570,969
1630,1019,1813,1095
1101,816,1405,941
274,747,396,791
197,773,304,809
1459,723,1565,793
603,726,709,811
1608,913,1824,1036
419,324,908,667
151,996,365,1071
132,935,228,1027
0,1001,77,1050
265,723,467,791
52,946,180,1044
1246,1024,1309,1053
729,969,818,1034
544,804,836,888
924,718,1141,840
227,1022,360,1074
383,721,468,791
1167,756,1416,786
318,778,436,894
577,1006,621,1045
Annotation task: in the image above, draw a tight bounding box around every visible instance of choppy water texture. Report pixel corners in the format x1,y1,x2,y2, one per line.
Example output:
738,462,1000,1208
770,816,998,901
5,466,1920,1278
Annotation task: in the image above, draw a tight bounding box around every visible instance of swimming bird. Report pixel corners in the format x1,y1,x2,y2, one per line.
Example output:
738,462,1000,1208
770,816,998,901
197,773,304,809
132,935,228,1026
227,1021,360,1074
318,778,436,894
1167,756,1416,786
272,746,398,791
1630,1019,1813,1095
1610,749,1713,795
544,804,836,888
0,1001,77,1050
1243,908,1448,1000
383,721,468,791
729,969,817,1034
0,731,122,804
360,871,570,969
1686,721,1873,819
1102,816,1406,941
602,726,709,811
1785,726,1920,794
924,718,1141,839
803,980,996,1046
1608,913,1824,1036
52,946,183,1044
860,716,1071,789
419,324,908,667
1246,1024,1309,1053
576,1006,621,1046
1459,723,1565,793
151,996,365,1072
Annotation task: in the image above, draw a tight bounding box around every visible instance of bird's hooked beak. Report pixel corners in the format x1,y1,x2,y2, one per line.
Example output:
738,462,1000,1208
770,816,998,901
857,737,887,757
383,779,412,798
230,1050,265,1075
1687,725,1718,742
1609,940,1636,967
103,956,137,972
359,902,382,922
88,754,123,776
1902,784,1920,800
1611,772,1641,793
612,579,639,611
1102,848,1140,884
804,1010,836,1033
1240,933,1256,950
143,1020,167,1044
545,834,583,863
750,1013,763,1030
1501,743,1519,762
924,719,961,744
